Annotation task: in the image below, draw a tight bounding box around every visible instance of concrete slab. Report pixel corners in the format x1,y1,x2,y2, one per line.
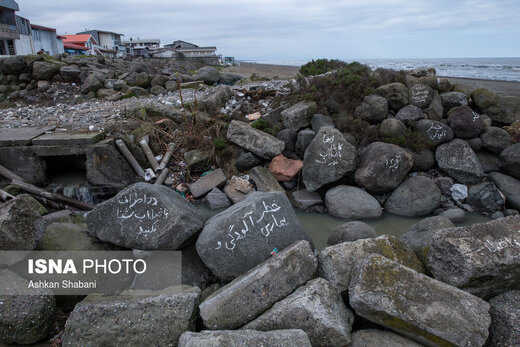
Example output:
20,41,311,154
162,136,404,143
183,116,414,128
31,132,105,146
0,126,55,147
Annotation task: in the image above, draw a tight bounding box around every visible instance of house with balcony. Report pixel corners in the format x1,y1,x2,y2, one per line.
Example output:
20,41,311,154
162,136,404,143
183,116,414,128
0,0,20,55
31,24,64,56
164,40,216,58
121,37,160,54
77,29,126,58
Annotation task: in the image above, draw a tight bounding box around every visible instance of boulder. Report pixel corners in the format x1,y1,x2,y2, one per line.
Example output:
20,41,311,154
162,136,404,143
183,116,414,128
199,85,232,113
355,142,414,193
165,80,178,92
466,136,483,152
395,105,425,124
472,88,520,125
86,145,137,188
407,148,435,172
281,101,317,131
179,330,312,347
355,94,388,123
276,129,297,156
302,127,357,192
219,72,243,85
195,66,220,85
150,85,167,95
295,128,315,157
59,65,81,82
184,150,210,172
1,56,26,75
96,88,117,99
37,222,109,251
151,74,168,87
195,192,313,281
318,235,424,295
61,286,200,347
414,119,454,146
235,152,263,172
291,189,324,211
181,244,218,290
450,183,468,201
440,91,468,113
408,84,434,109
311,114,334,132
375,82,409,111
384,176,441,217
399,216,454,265
125,86,149,98
189,169,227,198
242,278,354,347
478,151,501,173
380,118,406,138
466,182,505,213
134,72,150,88
325,185,382,220
227,121,284,159
249,166,284,192
0,270,56,345
422,90,444,120
0,194,45,250
349,255,491,347
428,215,520,299
438,208,466,223
481,126,511,154
80,72,104,94
86,183,207,250
32,61,60,80
489,172,520,210
447,105,485,138
269,154,303,181
326,221,377,246
488,290,520,347
199,240,316,330
351,329,423,347
435,139,484,184
499,143,520,179
204,187,231,210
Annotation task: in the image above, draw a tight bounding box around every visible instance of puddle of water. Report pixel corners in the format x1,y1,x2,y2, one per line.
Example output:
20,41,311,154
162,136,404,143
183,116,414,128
197,204,491,251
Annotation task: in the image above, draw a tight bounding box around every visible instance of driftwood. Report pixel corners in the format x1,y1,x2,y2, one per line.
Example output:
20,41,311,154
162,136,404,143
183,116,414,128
0,189,15,202
159,143,177,170
0,164,26,182
115,139,146,177
154,168,170,186
139,136,161,172
11,179,95,211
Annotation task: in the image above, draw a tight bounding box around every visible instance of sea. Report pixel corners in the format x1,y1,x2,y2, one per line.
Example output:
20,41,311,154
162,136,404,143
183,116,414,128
242,57,520,82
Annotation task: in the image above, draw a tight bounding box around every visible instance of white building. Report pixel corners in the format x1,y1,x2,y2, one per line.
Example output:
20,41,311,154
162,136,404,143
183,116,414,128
31,24,64,56
77,29,126,57
164,40,216,58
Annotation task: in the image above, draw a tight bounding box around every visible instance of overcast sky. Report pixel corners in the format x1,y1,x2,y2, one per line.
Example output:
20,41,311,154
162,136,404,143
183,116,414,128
18,0,520,61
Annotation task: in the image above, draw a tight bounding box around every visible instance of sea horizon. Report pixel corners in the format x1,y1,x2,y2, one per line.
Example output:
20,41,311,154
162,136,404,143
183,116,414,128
239,57,520,82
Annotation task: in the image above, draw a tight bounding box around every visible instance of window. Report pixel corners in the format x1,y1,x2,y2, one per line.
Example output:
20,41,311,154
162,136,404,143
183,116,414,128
32,29,40,41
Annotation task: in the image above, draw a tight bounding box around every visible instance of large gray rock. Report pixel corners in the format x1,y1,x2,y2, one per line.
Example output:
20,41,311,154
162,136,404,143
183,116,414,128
86,145,138,188
295,128,315,157
189,169,227,199
181,244,218,290
408,84,434,109
480,126,511,154
447,105,485,138
235,152,263,172
428,215,520,299
408,148,435,172
302,127,357,192
199,85,232,113
37,222,109,251
276,129,297,156
249,166,284,192
472,88,520,125
349,255,490,347
196,192,313,282
318,235,424,295
414,119,454,146
488,290,520,347
422,90,444,120
311,114,334,132
32,61,60,80
62,286,200,347
399,216,454,265
375,82,409,110
0,270,56,345
204,187,231,210
195,66,220,85
395,105,425,123
384,176,441,217
325,185,382,220
489,171,520,210
351,329,423,347
291,189,324,211
0,194,45,250
466,181,505,213
80,72,104,94
243,278,355,347
226,120,284,159
355,142,414,194
440,91,468,113
435,139,484,184
281,101,317,131
1,56,26,75
499,143,520,179
439,208,466,223
355,94,388,123
380,118,406,138
199,240,316,330
86,183,206,250
327,221,377,246
59,65,81,82
179,330,312,347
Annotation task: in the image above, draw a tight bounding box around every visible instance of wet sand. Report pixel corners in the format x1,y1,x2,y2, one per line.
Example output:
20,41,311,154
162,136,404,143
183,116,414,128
223,62,520,97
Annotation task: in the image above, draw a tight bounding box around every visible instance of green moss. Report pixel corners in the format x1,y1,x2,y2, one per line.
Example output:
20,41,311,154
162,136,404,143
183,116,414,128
381,316,455,347
249,73,270,82
213,137,227,151
299,59,350,76
70,213,87,225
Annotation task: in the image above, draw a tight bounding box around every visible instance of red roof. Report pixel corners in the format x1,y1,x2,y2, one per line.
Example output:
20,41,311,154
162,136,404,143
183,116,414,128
31,24,57,32
64,42,89,51
62,34,97,45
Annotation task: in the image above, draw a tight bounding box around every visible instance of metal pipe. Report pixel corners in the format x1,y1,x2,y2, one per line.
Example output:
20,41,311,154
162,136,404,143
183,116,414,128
139,137,161,173
154,168,170,186
159,143,176,170
0,189,15,202
0,164,26,182
115,139,146,177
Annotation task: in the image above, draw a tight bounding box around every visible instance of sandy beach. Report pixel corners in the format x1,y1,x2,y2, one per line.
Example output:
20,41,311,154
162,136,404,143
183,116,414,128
223,62,520,97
